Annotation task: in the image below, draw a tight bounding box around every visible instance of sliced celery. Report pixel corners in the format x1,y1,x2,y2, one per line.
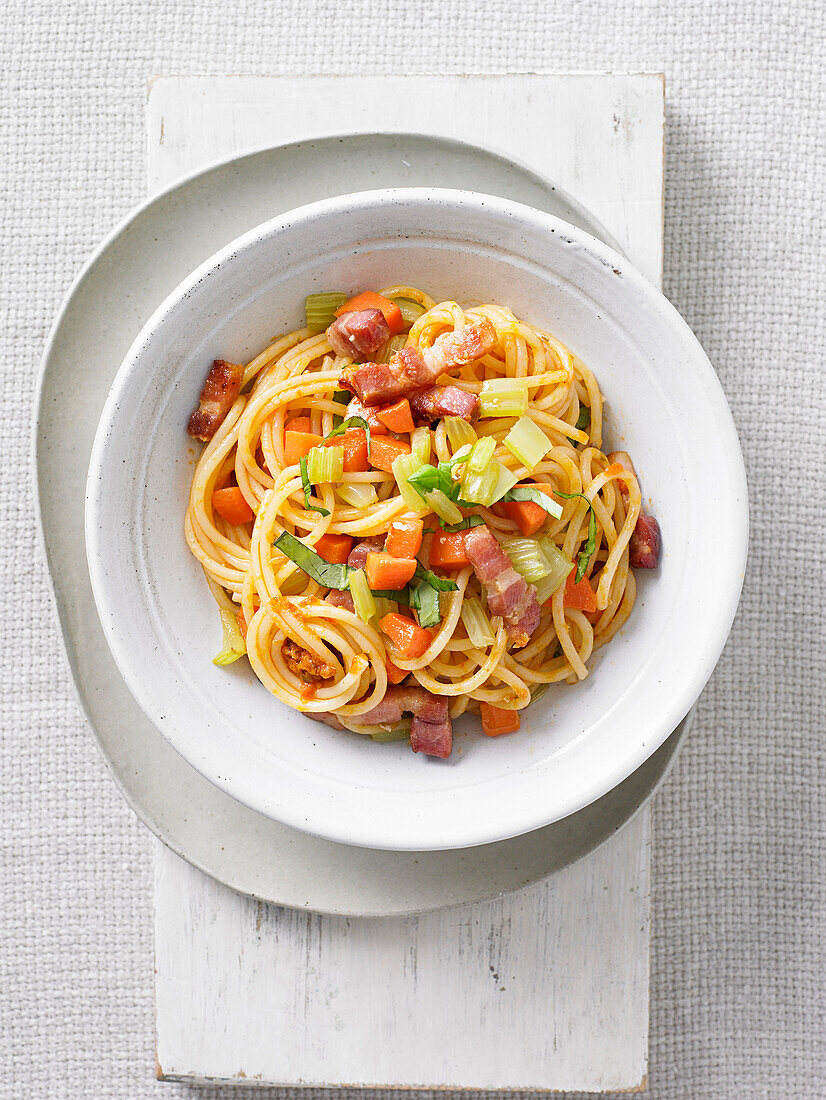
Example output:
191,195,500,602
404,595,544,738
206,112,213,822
489,464,519,503
466,436,496,474
478,378,528,418
370,722,412,743
445,416,478,452
461,597,495,647
392,452,431,516
532,540,575,601
213,608,246,666
392,298,426,327
504,416,553,470
460,462,500,506
410,426,431,464
426,488,463,525
348,569,376,623
338,482,378,508
306,444,344,484
502,537,553,584
305,292,347,333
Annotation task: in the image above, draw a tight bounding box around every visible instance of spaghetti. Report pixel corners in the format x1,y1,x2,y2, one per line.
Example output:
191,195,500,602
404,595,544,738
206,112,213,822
185,285,660,758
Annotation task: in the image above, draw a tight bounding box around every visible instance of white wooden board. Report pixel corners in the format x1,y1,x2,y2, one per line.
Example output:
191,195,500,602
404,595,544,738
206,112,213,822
151,72,664,1091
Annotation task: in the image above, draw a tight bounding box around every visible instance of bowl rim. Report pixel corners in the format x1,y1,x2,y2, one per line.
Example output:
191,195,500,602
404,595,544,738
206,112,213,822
85,186,749,850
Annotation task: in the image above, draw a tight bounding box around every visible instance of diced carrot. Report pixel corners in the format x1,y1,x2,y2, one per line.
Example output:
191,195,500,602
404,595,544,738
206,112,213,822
496,483,555,536
212,487,255,525
563,572,598,613
369,436,411,473
314,533,353,564
324,427,368,472
377,398,415,434
335,292,404,335
385,518,423,559
385,658,409,685
284,430,324,465
287,415,312,433
428,530,470,570
480,703,521,736
365,553,418,590
378,613,433,659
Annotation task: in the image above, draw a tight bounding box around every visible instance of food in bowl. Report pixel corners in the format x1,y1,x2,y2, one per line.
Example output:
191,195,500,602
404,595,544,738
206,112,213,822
184,285,661,759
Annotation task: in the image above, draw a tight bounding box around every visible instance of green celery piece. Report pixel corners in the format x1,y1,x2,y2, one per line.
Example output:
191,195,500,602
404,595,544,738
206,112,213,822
299,456,330,517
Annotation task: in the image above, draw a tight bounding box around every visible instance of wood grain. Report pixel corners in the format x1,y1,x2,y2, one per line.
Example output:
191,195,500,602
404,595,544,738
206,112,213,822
150,72,664,1091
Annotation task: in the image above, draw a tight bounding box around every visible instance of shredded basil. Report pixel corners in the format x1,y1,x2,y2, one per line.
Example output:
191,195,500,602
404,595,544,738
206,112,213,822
499,485,563,519
410,580,441,628
439,515,485,533
299,456,330,517
333,389,353,405
555,491,598,581
575,407,591,431
372,587,411,606
413,563,458,593
323,415,372,459
274,531,350,588
407,448,471,501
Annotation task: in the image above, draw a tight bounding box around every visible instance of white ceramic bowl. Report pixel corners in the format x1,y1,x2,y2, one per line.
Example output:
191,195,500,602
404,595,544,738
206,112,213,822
86,188,747,851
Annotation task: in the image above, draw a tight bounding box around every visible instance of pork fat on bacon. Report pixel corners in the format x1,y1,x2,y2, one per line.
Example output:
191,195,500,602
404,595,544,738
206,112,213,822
315,685,452,758
338,319,496,415
187,359,244,441
607,451,661,569
464,525,541,648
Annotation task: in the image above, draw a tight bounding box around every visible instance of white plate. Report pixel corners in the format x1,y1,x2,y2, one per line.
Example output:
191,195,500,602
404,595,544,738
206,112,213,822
86,187,747,852
39,133,689,912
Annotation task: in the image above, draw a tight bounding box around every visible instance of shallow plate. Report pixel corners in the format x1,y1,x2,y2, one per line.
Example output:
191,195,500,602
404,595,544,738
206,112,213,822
38,133,688,912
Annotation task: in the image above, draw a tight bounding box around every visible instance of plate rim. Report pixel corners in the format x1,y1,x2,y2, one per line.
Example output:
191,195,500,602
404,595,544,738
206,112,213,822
84,185,749,851
36,131,689,913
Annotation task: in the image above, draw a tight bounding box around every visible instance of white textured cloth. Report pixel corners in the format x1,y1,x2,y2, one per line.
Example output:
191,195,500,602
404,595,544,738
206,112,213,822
2,2,824,1098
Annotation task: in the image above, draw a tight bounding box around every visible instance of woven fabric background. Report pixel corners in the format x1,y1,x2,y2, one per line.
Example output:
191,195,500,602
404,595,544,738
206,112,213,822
2,0,824,1097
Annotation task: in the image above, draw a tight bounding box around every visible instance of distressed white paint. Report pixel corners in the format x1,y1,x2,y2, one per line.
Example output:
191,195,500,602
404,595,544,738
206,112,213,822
155,816,650,1091
151,73,663,1091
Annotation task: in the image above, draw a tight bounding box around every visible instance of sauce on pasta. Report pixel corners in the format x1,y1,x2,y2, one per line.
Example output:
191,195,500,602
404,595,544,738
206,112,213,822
185,285,660,758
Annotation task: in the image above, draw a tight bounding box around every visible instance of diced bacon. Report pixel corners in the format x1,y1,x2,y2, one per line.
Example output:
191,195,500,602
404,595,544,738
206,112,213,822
313,685,453,757
410,716,453,759
346,537,385,571
424,318,497,374
357,685,447,726
341,320,496,407
408,384,479,424
325,590,355,613
187,359,244,441
327,309,390,359
629,513,661,569
607,450,661,569
313,712,347,731
464,524,541,648
341,347,429,405
343,394,389,433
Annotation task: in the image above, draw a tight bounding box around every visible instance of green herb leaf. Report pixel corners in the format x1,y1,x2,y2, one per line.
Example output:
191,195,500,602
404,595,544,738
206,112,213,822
499,485,564,520
410,579,441,628
413,563,459,593
555,491,598,581
333,389,353,405
439,515,485,533
372,587,412,606
323,415,372,459
575,407,591,431
299,456,330,516
274,531,349,589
